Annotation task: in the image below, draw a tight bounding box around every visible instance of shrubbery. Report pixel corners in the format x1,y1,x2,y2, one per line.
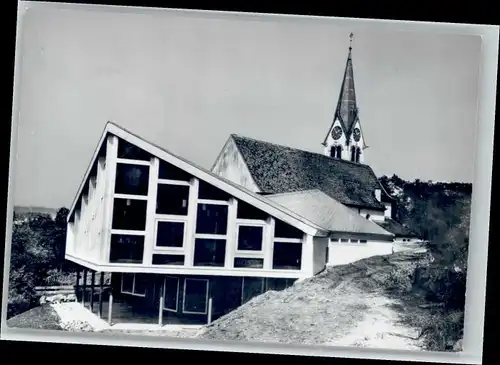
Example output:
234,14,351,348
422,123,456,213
8,207,73,319
379,175,470,351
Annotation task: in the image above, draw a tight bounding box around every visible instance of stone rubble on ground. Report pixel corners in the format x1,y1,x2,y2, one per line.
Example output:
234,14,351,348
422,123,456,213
40,294,77,305
50,302,110,332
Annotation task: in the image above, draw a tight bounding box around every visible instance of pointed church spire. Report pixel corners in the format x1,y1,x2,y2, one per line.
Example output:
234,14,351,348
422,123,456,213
335,32,358,135
322,33,366,164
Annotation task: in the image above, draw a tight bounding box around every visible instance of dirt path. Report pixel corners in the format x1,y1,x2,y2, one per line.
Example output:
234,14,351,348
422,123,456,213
326,292,423,351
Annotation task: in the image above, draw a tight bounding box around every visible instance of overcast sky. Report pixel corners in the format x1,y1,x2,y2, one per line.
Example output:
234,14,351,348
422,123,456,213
12,5,482,209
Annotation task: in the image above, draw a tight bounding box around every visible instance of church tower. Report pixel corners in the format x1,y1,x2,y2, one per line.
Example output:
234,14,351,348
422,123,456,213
322,33,367,164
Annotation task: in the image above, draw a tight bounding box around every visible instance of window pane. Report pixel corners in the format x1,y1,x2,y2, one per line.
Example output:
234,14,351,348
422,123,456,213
164,277,179,311
272,241,302,270
109,235,144,264
112,198,147,231
236,200,268,220
266,278,290,292
242,278,264,304
156,184,190,216
121,273,134,292
198,181,231,201
183,279,208,314
159,160,192,181
237,225,263,251
152,254,185,266
193,239,226,267
156,221,185,247
133,274,147,296
274,219,303,239
234,258,264,269
115,163,149,196
117,138,152,161
196,204,228,235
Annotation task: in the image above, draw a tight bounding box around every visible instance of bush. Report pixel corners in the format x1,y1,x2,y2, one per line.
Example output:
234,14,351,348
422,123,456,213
385,266,413,293
44,269,76,286
8,207,73,319
415,265,467,310
408,309,464,351
7,267,38,318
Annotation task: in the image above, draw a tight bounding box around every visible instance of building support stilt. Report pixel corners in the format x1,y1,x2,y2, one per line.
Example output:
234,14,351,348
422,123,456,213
98,272,104,318
90,270,95,312
82,269,87,306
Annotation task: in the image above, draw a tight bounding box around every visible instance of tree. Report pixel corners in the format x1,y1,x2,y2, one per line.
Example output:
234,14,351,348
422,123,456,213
8,207,71,318
53,208,69,271
8,220,52,317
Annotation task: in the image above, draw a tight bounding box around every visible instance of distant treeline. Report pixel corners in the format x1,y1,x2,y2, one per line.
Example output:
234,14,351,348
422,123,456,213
379,174,472,244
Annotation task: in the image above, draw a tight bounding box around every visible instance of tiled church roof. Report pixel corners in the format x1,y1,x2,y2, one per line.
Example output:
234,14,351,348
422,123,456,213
231,135,386,211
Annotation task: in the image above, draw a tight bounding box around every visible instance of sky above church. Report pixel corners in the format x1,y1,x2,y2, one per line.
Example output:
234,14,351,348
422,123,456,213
13,5,482,209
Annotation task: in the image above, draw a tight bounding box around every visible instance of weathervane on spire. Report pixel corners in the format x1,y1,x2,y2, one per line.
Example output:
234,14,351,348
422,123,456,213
349,32,354,51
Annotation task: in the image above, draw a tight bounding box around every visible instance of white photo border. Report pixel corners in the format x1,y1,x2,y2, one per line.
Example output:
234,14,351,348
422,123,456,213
1,2,497,365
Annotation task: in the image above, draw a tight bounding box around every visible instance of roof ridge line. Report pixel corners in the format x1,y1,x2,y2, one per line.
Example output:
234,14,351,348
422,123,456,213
266,189,323,198
233,134,372,168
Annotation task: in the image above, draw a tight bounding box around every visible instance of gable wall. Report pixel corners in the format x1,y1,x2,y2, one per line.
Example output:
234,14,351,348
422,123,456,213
211,137,261,193
66,137,113,264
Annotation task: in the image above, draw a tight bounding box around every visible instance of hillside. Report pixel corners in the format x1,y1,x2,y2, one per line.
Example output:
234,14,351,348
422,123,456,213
197,176,471,351
198,249,434,350
378,175,472,244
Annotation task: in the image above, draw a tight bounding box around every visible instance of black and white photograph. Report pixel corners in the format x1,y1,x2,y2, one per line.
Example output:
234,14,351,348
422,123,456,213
2,2,498,363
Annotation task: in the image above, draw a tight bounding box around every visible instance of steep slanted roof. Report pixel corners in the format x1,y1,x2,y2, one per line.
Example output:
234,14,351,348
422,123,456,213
67,122,329,238
267,190,394,240
231,135,386,211
375,218,419,238
322,37,361,145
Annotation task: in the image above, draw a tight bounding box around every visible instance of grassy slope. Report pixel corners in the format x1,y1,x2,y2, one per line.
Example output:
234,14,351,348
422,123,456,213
199,250,432,346
6,304,62,330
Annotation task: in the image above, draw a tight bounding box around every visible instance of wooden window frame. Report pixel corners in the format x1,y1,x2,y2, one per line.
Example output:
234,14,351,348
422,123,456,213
163,276,180,313
154,218,187,252
272,241,303,271
156,183,191,216
120,273,146,297
182,278,209,315
235,221,266,256
116,158,151,166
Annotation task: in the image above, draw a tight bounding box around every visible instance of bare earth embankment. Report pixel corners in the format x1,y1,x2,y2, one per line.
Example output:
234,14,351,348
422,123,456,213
198,250,432,350
7,250,436,350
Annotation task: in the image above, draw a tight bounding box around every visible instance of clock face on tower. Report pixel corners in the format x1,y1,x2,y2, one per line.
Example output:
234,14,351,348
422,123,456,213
331,126,342,140
353,127,361,142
